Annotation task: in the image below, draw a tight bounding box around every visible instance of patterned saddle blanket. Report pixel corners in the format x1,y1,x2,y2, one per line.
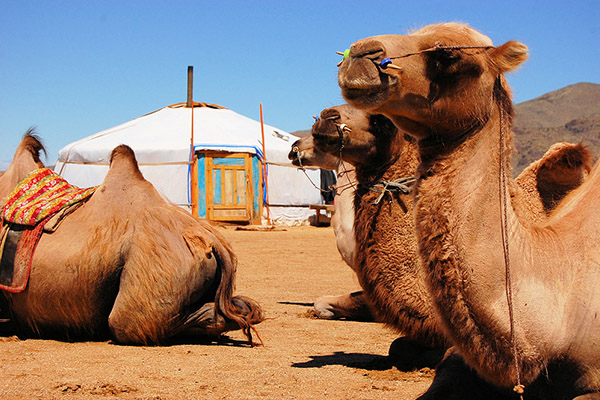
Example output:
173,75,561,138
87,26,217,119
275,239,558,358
0,168,97,292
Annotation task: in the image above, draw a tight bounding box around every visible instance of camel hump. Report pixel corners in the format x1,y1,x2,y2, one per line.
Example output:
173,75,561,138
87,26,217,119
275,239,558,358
536,142,592,188
18,128,47,164
516,142,593,217
108,145,145,181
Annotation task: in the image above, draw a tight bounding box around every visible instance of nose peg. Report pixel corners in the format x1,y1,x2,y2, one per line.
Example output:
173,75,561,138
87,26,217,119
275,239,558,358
380,58,402,71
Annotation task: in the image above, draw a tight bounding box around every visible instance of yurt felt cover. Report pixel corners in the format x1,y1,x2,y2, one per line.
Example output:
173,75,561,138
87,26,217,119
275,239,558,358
54,104,322,223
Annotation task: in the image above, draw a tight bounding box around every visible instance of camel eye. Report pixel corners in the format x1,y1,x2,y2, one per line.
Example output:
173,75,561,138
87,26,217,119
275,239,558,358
435,48,460,66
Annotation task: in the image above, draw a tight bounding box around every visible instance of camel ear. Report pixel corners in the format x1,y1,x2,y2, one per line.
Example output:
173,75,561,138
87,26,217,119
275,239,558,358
490,41,528,73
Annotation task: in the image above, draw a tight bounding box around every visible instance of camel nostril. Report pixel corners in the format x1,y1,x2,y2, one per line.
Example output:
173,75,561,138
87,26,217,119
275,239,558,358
321,109,341,121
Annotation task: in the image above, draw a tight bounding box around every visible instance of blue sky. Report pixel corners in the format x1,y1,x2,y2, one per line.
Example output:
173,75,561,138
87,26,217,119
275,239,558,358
1,0,598,168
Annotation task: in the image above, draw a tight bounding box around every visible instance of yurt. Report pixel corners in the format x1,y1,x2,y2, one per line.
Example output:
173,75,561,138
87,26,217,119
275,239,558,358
54,103,322,225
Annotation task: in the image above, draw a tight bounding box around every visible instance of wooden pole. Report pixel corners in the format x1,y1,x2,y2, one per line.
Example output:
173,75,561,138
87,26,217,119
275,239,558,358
259,103,270,225
188,66,199,217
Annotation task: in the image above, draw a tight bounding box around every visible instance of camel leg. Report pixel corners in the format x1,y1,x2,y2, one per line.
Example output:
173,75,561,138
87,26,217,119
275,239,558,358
313,290,373,321
178,296,263,338
387,336,445,370
416,347,514,400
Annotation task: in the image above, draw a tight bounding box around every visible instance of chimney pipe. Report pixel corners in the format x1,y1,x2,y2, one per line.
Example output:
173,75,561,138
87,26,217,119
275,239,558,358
187,66,193,107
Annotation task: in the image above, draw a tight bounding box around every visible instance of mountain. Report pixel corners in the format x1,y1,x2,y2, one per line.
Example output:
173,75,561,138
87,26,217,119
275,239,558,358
513,82,600,173
290,129,311,138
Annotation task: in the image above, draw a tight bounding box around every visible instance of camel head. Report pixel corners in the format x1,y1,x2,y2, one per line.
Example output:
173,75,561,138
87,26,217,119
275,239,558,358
311,104,403,169
287,136,339,170
337,23,528,141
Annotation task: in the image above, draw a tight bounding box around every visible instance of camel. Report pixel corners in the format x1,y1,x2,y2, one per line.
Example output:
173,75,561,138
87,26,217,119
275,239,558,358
312,105,446,352
287,135,373,321
312,104,592,365
338,22,600,399
0,130,263,345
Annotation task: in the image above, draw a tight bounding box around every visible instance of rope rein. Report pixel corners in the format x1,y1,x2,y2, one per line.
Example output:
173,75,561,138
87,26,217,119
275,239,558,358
368,176,416,205
294,121,415,205
499,105,525,398
293,120,359,196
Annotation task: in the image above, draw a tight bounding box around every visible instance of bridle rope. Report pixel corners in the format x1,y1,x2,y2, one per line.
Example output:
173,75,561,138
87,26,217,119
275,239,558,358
338,41,494,70
499,102,525,399
292,120,357,195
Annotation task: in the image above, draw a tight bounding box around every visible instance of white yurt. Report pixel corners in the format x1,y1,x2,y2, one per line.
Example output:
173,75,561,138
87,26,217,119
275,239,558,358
54,102,323,225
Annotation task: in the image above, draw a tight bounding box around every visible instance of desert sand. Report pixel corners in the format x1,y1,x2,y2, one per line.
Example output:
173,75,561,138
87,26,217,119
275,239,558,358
0,225,433,399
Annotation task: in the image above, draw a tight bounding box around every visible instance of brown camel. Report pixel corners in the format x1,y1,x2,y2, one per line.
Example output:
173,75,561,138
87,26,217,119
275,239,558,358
0,130,263,345
313,105,446,356
338,22,600,399
287,136,373,321
312,104,592,369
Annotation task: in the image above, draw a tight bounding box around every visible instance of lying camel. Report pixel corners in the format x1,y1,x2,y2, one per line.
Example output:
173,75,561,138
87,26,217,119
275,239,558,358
312,103,592,370
313,105,445,356
338,21,599,399
0,130,263,345
287,135,372,321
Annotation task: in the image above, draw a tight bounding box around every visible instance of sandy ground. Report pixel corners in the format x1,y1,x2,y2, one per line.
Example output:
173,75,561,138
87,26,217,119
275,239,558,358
0,225,433,399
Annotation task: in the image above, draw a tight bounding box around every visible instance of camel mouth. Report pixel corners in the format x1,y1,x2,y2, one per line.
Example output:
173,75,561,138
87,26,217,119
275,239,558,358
341,85,392,111
338,62,394,110
312,112,345,154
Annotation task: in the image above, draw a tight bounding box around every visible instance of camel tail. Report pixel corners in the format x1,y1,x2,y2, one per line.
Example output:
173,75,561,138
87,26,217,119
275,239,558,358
210,236,264,346
20,128,47,164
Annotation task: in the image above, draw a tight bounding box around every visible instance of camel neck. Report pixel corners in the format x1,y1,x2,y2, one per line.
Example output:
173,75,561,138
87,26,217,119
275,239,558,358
413,115,546,386
352,138,444,345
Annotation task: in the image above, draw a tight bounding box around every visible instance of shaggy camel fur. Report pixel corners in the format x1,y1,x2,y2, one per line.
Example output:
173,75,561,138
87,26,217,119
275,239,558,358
287,136,373,321
312,104,592,363
313,104,447,351
0,130,263,345
338,22,600,399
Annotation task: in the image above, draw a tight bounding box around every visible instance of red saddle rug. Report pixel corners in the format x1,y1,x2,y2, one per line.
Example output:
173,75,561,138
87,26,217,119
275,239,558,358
3,168,96,226
0,168,96,292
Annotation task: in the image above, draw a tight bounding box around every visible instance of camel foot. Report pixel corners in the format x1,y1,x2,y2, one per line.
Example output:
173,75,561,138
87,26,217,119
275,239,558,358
387,337,444,371
313,291,374,321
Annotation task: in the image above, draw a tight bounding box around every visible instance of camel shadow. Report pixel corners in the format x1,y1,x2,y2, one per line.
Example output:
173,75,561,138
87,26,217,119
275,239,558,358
0,320,254,348
277,301,314,307
292,341,444,372
292,352,394,371
165,333,255,348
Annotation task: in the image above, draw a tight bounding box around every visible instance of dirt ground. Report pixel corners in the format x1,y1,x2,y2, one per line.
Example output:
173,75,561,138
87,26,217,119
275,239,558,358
0,225,434,400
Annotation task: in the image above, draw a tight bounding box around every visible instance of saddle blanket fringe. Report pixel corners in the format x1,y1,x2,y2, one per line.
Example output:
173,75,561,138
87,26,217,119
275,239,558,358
2,168,96,226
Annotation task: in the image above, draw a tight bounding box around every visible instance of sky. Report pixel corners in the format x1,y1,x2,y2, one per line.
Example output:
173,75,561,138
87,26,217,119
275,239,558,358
1,0,598,168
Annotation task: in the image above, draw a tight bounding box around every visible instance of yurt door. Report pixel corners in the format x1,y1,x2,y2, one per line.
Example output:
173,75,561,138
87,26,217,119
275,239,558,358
203,152,254,222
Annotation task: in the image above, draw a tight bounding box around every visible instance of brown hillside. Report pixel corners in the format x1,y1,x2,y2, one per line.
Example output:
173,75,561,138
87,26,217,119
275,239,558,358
514,82,600,128
513,82,600,174
291,129,311,138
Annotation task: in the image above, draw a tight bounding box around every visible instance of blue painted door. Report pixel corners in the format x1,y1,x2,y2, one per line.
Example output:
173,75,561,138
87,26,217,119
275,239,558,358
199,152,260,223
